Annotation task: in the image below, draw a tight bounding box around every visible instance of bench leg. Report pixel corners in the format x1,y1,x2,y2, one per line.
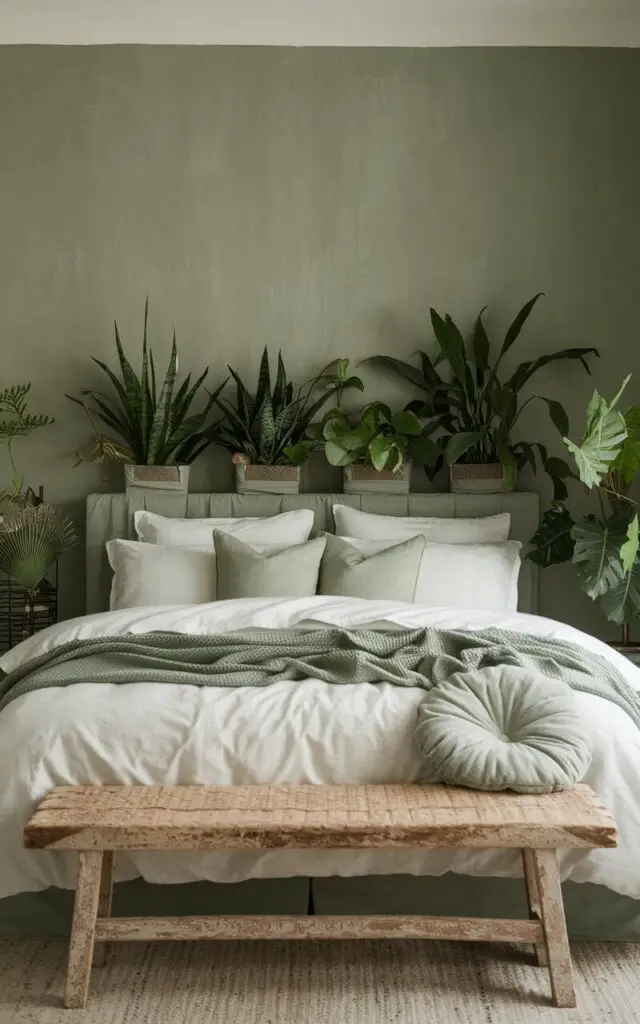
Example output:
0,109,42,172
93,851,114,967
533,849,576,1008
521,849,547,966
65,851,103,1009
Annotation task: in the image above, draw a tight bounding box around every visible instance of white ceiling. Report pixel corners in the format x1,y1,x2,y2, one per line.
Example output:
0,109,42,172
1,0,639,47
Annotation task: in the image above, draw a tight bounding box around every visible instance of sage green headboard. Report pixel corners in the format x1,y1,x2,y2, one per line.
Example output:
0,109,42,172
86,491,540,616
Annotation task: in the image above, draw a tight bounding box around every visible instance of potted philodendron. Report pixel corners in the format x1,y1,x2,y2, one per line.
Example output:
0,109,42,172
69,300,223,493
306,401,427,495
210,349,363,494
529,376,640,641
365,294,598,497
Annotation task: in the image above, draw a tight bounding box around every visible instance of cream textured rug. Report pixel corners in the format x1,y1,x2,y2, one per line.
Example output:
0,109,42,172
0,939,638,1023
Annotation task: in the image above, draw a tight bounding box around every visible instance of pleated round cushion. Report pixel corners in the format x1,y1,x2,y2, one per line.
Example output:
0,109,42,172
414,666,592,794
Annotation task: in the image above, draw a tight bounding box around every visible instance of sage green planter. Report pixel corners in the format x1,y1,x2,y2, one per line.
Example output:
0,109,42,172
235,463,301,495
124,464,190,494
343,463,411,495
449,463,509,494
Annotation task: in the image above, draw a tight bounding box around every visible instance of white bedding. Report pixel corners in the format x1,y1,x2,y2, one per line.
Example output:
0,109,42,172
1,597,639,901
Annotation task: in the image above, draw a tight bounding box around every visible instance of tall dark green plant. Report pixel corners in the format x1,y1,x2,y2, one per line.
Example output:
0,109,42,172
68,300,223,467
365,295,598,496
211,349,363,466
529,377,640,628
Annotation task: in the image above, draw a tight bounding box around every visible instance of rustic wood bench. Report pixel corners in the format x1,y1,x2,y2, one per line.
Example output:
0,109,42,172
24,783,617,1010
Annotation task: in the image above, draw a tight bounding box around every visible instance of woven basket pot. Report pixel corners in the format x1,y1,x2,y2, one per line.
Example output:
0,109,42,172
343,462,411,495
124,465,190,494
235,463,301,495
449,463,510,494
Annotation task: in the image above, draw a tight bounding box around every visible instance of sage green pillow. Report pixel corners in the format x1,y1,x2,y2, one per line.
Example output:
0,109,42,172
414,666,592,794
319,533,425,602
213,532,326,600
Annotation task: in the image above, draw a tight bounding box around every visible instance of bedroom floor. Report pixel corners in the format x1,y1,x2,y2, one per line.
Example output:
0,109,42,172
0,939,637,1024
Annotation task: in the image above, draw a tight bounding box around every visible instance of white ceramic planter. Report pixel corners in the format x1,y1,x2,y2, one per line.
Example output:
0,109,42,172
343,462,411,495
235,463,301,495
449,463,510,494
124,464,190,494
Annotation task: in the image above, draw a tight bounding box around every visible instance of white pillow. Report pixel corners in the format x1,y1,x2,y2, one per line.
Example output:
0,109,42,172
333,505,510,544
134,509,314,548
340,536,521,612
107,540,216,610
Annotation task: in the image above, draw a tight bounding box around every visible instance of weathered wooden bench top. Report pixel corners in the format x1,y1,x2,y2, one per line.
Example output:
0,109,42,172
24,782,617,851
23,783,618,1011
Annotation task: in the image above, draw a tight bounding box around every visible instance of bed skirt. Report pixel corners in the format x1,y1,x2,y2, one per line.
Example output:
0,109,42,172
1,874,639,942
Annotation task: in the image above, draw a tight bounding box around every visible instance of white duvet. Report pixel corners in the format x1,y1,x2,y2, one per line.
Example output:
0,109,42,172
1,597,639,901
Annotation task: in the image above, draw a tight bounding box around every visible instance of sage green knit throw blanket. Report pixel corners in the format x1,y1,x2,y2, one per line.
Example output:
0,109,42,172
1,627,639,728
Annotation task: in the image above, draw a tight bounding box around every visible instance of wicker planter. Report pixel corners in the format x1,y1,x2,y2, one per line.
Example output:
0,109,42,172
235,462,301,495
343,462,411,495
449,463,510,494
124,464,190,494
0,574,58,654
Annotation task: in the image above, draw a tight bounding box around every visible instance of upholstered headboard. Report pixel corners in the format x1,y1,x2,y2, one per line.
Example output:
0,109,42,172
86,491,540,615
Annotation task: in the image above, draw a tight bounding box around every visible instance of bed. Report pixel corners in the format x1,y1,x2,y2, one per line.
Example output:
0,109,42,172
1,491,640,940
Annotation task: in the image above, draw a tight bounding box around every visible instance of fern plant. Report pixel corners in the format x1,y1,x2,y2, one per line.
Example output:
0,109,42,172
0,385,53,499
211,349,363,466
69,300,223,467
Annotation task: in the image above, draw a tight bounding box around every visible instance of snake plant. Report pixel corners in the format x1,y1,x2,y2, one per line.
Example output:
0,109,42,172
69,300,223,467
211,349,363,466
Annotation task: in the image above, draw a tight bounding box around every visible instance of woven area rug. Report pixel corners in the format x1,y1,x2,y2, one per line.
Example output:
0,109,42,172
0,939,638,1023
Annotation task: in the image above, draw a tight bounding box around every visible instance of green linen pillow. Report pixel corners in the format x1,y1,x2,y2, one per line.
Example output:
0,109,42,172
319,533,425,602
414,666,592,794
213,531,326,600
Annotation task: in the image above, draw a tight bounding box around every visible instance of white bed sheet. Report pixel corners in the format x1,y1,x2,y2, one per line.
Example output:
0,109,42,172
1,597,639,901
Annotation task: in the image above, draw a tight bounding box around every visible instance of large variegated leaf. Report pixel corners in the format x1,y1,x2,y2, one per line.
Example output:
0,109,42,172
564,378,630,488
527,505,575,567
571,515,640,625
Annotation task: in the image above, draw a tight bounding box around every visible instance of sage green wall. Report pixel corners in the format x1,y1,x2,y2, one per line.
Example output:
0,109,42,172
1,46,639,632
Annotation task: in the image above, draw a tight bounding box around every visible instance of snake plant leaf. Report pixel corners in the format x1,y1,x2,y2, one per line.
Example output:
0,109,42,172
445,431,484,465
255,347,272,411
147,334,178,463
564,378,630,488
527,504,576,567
272,352,288,411
0,504,77,592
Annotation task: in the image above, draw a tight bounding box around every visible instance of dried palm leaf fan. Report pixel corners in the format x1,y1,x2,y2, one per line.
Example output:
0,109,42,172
0,503,77,594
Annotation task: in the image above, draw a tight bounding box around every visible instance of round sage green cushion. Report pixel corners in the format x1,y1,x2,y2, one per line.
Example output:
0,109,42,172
414,666,592,794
